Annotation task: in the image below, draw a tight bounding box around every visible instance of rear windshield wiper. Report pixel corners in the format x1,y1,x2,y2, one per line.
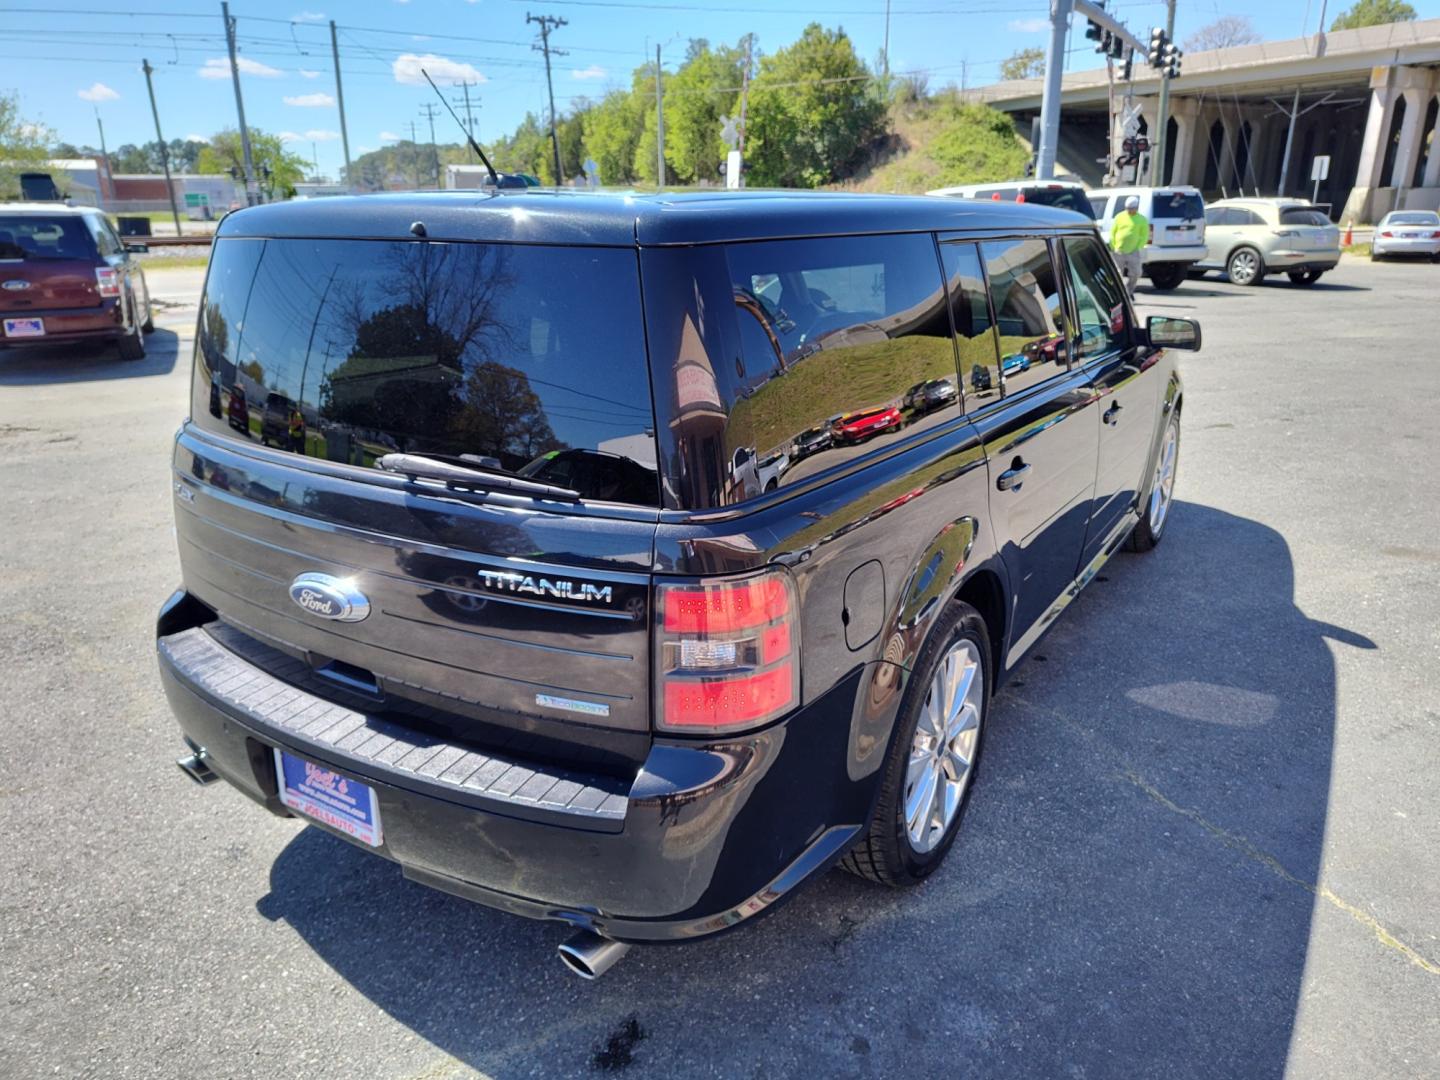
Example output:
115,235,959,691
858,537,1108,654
376,453,581,501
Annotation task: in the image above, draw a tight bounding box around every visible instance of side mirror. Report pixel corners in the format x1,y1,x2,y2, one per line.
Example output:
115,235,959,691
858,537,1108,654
1146,315,1201,351
123,242,149,255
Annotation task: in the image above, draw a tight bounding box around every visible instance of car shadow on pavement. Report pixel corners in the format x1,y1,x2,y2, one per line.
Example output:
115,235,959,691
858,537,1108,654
0,329,180,385
258,501,1374,1078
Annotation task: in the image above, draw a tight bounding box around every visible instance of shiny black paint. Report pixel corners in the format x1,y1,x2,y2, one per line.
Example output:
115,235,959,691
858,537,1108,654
161,192,1184,942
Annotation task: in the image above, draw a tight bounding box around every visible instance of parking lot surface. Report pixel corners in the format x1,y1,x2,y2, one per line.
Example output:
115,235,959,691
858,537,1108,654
2,258,1437,1079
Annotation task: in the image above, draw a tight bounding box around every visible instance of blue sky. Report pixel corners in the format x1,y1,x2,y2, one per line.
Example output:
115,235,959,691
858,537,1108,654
7,0,1438,179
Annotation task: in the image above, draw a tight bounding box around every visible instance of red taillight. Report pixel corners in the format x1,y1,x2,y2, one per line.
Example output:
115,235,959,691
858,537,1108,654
1380,230,1394,238
655,568,800,734
94,267,120,298
1148,225,1155,244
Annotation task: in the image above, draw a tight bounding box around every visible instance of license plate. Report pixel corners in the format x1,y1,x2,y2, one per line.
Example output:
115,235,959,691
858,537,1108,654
3,317,44,338
274,748,383,847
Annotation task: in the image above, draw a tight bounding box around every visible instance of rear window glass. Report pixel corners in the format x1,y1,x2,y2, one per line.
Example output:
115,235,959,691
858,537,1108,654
1280,207,1332,227
1386,212,1439,226
1019,186,1094,218
0,215,98,261
1152,191,1205,221
191,238,659,506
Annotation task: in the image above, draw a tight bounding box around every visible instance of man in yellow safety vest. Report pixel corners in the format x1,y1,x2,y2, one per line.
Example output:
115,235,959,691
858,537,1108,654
1109,194,1149,298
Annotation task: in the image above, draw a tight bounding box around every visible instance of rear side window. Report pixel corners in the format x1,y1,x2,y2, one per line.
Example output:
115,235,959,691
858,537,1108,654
1280,207,1332,227
1153,191,1205,221
1088,197,1111,219
939,241,1000,409
1061,236,1127,360
0,215,98,261
191,238,660,506
981,238,1069,396
642,233,956,509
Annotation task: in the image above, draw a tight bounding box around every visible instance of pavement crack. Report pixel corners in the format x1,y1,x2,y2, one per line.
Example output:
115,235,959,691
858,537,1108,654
1123,767,1440,977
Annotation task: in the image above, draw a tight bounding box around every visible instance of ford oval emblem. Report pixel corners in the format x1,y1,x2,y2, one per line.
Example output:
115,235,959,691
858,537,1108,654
2,280,32,291
288,572,370,622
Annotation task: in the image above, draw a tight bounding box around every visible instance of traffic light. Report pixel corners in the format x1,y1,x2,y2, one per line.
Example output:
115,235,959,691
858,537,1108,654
1163,43,1183,79
1147,26,1167,67
1108,34,1125,60
1085,19,1103,48
1120,48,1134,81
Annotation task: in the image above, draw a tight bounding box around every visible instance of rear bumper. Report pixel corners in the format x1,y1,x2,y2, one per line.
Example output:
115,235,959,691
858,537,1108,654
0,300,122,342
1263,249,1341,270
156,598,872,943
1143,243,1207,265
1373,237,1440,255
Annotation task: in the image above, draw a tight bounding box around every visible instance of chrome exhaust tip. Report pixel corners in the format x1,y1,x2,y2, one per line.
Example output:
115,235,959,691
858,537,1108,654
558,930,630,980
176,745,218,785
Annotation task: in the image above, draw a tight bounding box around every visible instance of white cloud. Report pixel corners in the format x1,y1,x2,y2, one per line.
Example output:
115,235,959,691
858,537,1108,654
199,56,283,79
298,68,322,79
77,81,120,102
284,92,335,107
291,10,325,21
571,65,607,81
379,130,401,142
1007,18,1050,33
281,129,340,142
392,52,485,86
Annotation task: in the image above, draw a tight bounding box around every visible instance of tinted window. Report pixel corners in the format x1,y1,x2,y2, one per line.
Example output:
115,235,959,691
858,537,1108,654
1021,186,1094,218
84,214,122,257
1236,209,1266,226
1204,207,1229,226
1062,235,1127,360
191,238,659,506
1088,196,1110,219
1386,212,1440,226
642,233,955,509
940,241,1000,410
981,238,1069,395
0,215,98,261
1280,207,1332,227
1153,190,1205,220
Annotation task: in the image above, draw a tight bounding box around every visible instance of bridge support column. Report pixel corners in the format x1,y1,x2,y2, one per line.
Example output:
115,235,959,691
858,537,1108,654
1168,98,1200,186
1343,66,1432,223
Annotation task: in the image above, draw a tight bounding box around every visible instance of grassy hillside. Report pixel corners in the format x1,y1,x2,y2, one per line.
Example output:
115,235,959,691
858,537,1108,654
841,95,1032,194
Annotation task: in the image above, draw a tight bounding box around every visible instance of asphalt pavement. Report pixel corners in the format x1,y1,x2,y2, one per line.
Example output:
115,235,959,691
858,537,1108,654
1,256,1436,1079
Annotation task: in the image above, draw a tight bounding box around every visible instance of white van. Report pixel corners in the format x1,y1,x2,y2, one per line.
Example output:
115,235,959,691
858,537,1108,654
1085,186,1207,291
928,179,1094,220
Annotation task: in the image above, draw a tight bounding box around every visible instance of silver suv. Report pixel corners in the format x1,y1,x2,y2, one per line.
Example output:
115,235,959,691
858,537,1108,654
1196,198,1341,286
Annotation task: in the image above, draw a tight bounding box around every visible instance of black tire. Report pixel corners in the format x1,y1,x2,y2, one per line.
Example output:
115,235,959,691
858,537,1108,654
764,479,778,493
841,601,991,887
1287,270,1322,286
1128,408,1180,552
1147,263,1186,291
1226,246,1264,286
117,323,146,361
141,299,155,334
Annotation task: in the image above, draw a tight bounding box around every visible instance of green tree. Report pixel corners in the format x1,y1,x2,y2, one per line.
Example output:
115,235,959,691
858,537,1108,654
1000,47,1047,80
1330,0,1417,29
197,128,307,199
925,101,1031,186
582,89,642,185
663,39,745,184
745,24,886,188
0,93,58,199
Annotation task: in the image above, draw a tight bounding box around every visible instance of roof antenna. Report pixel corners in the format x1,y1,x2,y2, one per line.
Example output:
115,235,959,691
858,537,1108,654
420,67,516,189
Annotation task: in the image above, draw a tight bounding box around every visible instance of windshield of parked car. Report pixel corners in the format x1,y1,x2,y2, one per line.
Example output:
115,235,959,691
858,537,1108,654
0,215,99,261
1384,212,1440,226
1017,186,1094,218
1152,191,1205,221
1280,207,1333,227
191,237,660,506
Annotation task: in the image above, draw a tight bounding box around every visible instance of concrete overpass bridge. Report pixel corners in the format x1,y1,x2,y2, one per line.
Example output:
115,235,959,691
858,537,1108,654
971,17,1440,224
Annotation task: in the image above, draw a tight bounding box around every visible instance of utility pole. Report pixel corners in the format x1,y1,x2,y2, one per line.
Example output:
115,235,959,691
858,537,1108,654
329,20,352,190
453,80,480,136
527,12,568,185
1148,0,1177,184
141,60,184,236
221,2,258,204
1036,0,1074,180
738,35,752,161
94,107,112,202
420,102,441,188
408,120,422,188
882,0,892,88
655,44,665,189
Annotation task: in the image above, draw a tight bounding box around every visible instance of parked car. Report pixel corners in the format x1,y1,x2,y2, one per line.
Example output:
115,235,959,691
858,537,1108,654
903,377,959,415
157,191,1198,978
731,444,789,496
1372,209,1440,261
224,384,249,435
793,424,833,459
0,202,153,359
928,178,1094,219
836,404,905,443
1085,185,1207,290
1195,198,1341,285
260,392,297,449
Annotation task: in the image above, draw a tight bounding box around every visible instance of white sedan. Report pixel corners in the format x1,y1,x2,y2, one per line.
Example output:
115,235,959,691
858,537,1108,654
1373,210,1440,261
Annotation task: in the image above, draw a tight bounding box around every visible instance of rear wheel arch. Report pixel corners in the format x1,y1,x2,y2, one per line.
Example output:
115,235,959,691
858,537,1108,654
952,569,1006,685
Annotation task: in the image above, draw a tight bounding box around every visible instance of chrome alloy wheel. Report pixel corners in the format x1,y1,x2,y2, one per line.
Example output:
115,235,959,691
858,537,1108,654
904,638,984,853
1149,418,1178,534
1228,249,1260,284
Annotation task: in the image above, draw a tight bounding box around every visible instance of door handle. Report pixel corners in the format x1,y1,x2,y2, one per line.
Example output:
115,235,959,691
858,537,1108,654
1103,402,1123,426
996,460,1031,492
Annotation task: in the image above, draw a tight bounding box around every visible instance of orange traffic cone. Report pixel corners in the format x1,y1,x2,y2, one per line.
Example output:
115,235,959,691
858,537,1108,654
1342,220,1353,247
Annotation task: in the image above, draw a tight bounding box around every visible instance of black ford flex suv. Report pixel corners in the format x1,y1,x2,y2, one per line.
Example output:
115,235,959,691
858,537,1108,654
157,191,1199,977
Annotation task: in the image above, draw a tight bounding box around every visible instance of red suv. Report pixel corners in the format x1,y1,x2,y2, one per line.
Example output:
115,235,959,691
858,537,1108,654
0,203,154,360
